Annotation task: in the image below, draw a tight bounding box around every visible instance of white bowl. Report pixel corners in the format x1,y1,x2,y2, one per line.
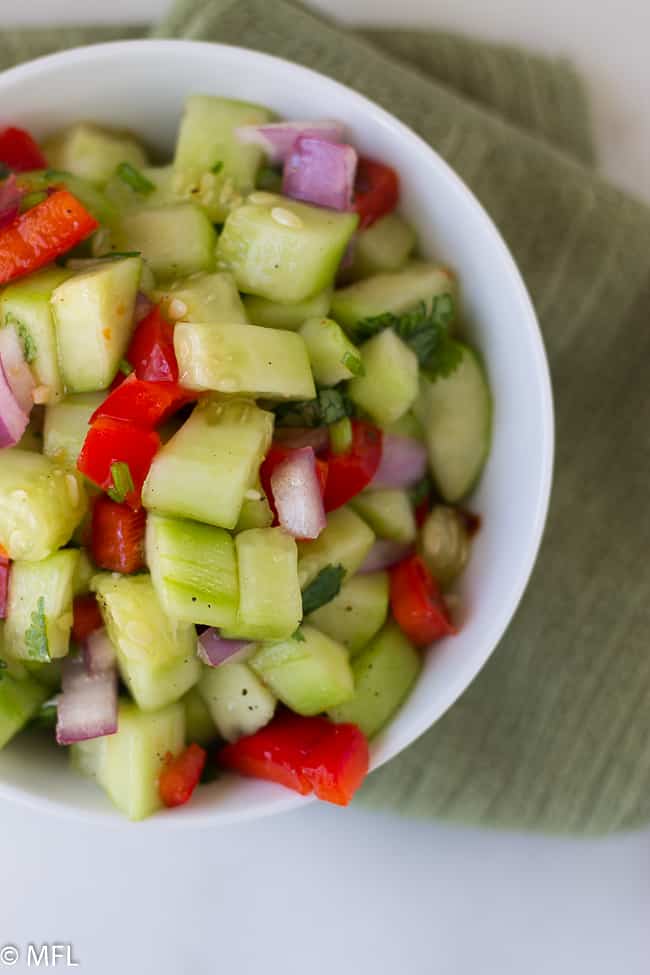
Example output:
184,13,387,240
0,40,553,827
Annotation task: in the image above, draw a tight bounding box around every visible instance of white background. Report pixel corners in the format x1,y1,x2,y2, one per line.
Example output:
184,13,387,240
1,3,649,973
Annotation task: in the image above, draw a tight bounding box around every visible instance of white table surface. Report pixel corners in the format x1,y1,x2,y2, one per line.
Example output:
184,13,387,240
1,3,649,974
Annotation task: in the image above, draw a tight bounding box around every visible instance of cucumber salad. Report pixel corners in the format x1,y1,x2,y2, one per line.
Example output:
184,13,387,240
0,97,491,820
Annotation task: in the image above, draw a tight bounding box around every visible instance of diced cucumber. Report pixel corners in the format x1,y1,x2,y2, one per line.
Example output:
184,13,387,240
198,661,276,743
173,95,274,221
183,685,218,746
217,193,358,303
92,573,199,711
331,262,456,333
414,343,492,501
43,392,104,468
0,267,73,404
145,514,239,629
307,572,389,656
113,204,217,280
419,505,471,589
71,699,185,821
328,622,421,737
18,169,119,229
348,213,416,279
251,624,353,716
348,329,418,425
154,271,248,324
72,549,95,597
104,165,177,212
0,670,49,749
174,323,315,400
383,410,424,442
299,317,363,386
143,399,273,530
5,549,79,661
350,489,416,543
0,450,87,561
227,528,302,641
51,257,141,392
43,123,148,186
243,287,332,331
235,495,274,532
297,507,375,589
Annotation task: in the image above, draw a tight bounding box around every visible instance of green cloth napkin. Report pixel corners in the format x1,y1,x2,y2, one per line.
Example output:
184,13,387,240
2,1,649,834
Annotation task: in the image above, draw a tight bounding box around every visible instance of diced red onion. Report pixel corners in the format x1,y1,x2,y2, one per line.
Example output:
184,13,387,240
0,358,28,448
283,137,358,211
198,629,251,668
82,628,116,675
134,290,153,323
236,120,345,164
370,433,428,489
0,325,34,414
56,654,118,745
0,174,23,229
270,446,326,540
359,540,413,573
274,426,330,453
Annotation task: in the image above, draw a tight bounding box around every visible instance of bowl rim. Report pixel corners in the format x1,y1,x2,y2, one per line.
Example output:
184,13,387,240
0,38,554,827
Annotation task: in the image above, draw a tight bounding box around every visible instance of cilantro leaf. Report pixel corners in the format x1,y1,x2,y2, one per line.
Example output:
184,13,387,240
116,161,155,195
107,461,135,504
341,350,365,377
274,389,354,428
301,564,346,616
5,313,37,364
291,628,306,642
211,160,224,174
25,596,50,662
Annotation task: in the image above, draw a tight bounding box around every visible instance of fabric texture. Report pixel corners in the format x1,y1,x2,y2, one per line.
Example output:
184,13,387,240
2,0,649,833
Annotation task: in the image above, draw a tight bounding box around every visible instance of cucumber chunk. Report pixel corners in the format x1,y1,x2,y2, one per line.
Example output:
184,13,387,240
331,262,456,333
297,506,375,589
235,495,274,531
92,573,200,711
299,317,363,386
350,489,416,543
143,399,273,530
104,164,177,212
113,204,217,280
18,169,118,229
227,528,302,641
414,343,492,502
198,660,276,743
0,267,73,404
154,271,248,324
348,329,418,424
349,213,416,279
328,622,420,737
251,624,354,716
71,699,185,821
0,670,49,749
51,256,141,392
145,513,239,629
173,95,274,221
217,193,358,303
0,450,87,561
5,549,79,661
174,322,315,400
43,123,148,186
243,287,332,331
183,685,218,746
307,572,389,656
43,392,104,468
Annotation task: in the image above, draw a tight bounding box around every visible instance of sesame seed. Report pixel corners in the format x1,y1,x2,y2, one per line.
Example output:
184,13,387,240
248,191,276,206
244,489,262,501
271,206,303,229
167,298,188,320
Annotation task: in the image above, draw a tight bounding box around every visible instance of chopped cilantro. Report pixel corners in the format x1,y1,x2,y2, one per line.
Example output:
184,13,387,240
211,160,224,174
274,388,354,429
118,358,133,376
25,596,50,662
341,350,365,377
256,166,282,193
116,161,155,195
291,628,306,642
107,461,135,504
301,564,346,616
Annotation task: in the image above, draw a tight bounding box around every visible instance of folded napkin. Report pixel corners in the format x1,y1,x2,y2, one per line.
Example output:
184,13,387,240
2,0,649,833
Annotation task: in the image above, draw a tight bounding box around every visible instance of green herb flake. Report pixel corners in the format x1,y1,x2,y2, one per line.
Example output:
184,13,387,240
317,388,354,425
116,161,155,196
30,701,58,731
20,190,48,212
5,313,37,363
24,596,50,662
211,160,224,174
256,166,282,193
118,358,134,376
291,628,306,643
107,461,135,504
410,473,433,509
341,350,365,377
301,564,346,617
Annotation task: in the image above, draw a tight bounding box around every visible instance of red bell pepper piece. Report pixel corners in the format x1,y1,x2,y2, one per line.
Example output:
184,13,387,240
0,127,47,173
322,419,382,511
126,306,179,383
219,713,370,806
0,189,98,285
260,445,328,525
159,744,207,808
353,157,399,230
71,594,104,643
90,373,195,429
389,554,456,647
90,496,146,574
0,546,10,620
77,418,160,511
